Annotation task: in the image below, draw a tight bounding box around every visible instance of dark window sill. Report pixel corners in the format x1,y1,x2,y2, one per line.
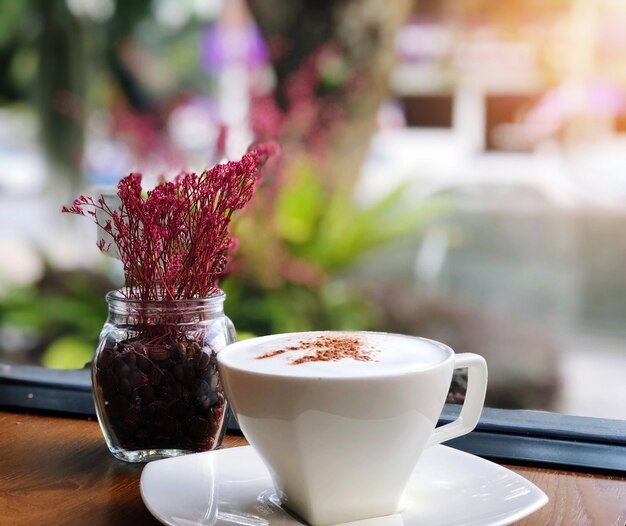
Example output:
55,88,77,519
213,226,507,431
1,364,625,475
0,364,93,417
439,405,626,476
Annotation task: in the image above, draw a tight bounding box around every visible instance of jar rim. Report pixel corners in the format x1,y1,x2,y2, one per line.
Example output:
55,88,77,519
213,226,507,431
105,288,226,308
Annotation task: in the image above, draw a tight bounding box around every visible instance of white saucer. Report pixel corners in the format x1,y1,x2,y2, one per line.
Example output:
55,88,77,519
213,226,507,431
140,444,548,526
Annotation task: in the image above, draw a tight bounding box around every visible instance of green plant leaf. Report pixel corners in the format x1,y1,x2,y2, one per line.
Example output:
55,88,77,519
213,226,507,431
306,183,450,270
41,335,94,369
275,161,324,244
0,0,26,48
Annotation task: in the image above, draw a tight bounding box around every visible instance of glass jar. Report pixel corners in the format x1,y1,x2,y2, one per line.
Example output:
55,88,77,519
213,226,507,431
92,290,236,462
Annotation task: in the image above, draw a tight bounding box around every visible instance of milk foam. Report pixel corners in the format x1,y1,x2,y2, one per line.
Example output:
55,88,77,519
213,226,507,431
219,332,451,377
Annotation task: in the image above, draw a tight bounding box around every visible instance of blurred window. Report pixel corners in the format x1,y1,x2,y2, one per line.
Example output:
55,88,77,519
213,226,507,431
403,95,454,128
484,94,541,151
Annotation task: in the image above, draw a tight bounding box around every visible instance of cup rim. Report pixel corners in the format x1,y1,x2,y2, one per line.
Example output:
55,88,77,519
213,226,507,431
218,330,455,379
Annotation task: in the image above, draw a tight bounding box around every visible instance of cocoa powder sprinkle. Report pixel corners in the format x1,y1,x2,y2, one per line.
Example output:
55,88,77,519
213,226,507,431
256,335,376,365
256,349,287,360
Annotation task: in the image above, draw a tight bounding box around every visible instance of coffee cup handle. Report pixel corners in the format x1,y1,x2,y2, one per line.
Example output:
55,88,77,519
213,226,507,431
428,353,488,446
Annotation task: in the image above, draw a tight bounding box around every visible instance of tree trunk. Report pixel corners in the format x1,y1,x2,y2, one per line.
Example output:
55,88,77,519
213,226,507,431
35,0,86,189
247,0,412,187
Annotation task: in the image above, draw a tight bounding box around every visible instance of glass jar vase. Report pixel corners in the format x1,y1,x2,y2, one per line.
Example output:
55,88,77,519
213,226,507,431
93,290,236,462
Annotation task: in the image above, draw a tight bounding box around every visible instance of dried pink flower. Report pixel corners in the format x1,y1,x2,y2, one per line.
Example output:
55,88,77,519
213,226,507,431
63,142,278,300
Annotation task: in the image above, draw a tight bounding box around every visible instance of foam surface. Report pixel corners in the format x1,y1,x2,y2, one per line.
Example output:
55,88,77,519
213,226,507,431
219,332,451,377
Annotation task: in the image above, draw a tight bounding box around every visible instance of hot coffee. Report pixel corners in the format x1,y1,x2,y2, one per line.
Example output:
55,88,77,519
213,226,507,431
219,331,450,377
218,331,487,526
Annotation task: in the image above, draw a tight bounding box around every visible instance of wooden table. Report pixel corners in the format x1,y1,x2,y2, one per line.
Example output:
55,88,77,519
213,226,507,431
1,411,625,525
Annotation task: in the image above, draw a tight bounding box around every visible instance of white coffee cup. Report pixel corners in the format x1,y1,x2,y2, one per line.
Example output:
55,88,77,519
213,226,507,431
217,331,488,526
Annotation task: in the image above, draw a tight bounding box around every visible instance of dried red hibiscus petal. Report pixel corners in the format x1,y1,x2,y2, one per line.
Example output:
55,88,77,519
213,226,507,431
62,142,278,301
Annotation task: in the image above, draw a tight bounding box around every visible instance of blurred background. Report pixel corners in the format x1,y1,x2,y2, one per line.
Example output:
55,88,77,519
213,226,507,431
1,0,625,419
